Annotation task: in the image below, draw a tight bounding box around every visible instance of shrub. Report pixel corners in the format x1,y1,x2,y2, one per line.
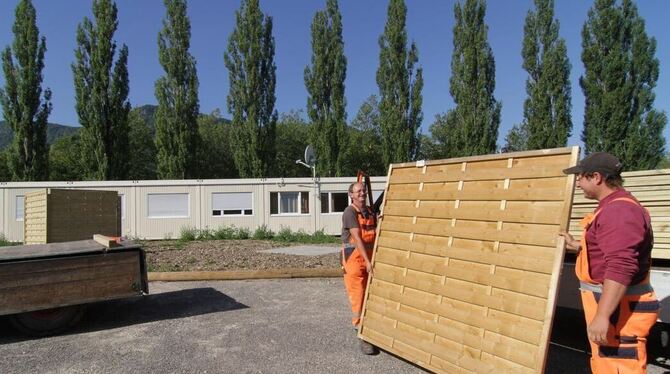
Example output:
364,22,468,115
274,227,295,242
311,229,340,244
0,234,18,247
235,227,251,240
213,226,236,240
179,226,197,242
196,228,213,241
271,227,338,244
253,225,274,240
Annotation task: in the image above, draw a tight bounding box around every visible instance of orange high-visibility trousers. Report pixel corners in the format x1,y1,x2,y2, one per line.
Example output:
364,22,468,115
580,289,659,373
577,197,659,373
342,247,372,327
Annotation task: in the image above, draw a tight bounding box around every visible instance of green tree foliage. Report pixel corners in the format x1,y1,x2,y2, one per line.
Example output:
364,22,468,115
275,111,311,178
198,110,238,179
515,0,572,150
658,153,670,169
432,0,500,158
72,0,130,180
224,0,277,178
416,133,439,161
341,95,385,176
427,113,452,159
0,150,11,181
49,133,84,181
155,0,200,179
376,0,423,166
0,0,50,181
581,0,666,170
502,123,529,153
304,0,347,177
127,108,157,180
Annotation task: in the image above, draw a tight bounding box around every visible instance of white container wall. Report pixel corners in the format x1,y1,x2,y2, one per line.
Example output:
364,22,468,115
0,177,387,242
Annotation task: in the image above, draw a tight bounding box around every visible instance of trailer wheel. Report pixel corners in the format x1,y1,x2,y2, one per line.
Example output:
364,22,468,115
9,305,86,336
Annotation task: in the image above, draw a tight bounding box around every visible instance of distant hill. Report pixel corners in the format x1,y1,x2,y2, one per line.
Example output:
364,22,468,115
0,121,80,150
134,104,231,129
134,104,231,132
0,104,231,150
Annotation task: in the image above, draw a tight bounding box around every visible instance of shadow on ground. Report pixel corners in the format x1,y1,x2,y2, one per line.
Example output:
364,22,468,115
0,287,247,344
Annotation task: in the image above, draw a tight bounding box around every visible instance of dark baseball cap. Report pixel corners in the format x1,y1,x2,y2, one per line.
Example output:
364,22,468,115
563,152,623,176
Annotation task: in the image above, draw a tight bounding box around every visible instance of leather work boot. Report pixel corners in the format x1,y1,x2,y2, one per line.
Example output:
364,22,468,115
359,338,378,355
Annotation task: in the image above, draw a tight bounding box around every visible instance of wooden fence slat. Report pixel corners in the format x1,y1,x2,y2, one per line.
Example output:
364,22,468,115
386,185,566,202
384,200,563,225
381,220,558,248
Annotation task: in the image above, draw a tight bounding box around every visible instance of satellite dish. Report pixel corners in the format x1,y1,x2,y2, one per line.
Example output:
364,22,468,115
305,145,316,166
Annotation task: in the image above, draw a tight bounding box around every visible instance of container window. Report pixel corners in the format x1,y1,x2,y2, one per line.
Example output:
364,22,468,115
270,191,309,215
16,196,24,221
147,193,189,218
212,192,253,216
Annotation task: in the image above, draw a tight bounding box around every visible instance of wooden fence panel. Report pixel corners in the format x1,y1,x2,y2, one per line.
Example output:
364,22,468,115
359,147,579,373
569,168,670,259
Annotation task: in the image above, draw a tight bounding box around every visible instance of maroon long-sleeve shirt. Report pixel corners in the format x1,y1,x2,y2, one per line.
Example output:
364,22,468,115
584,189,653,285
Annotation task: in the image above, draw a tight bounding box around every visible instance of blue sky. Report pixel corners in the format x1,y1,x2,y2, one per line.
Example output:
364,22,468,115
0,0,668,149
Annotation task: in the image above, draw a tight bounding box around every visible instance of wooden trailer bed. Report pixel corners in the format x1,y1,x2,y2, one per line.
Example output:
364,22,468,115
0,239,148,335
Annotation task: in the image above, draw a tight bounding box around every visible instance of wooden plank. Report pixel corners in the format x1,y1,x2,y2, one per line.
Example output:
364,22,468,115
0,251,142,315
381,219,558,247
369,280,543,346
391,164,567,184
386,182,566,202
373,264,548,321
0,253,138,289
93,234,120,248
384,200,563,225
0,240,141,262
480,352,535,374
364,314,490,374
390,147,575,168
481,330,538,369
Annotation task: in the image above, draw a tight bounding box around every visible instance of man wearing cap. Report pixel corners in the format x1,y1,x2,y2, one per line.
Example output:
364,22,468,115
561,152,659,373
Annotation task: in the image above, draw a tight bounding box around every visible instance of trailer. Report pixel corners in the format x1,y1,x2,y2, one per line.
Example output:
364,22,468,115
0,237,148,336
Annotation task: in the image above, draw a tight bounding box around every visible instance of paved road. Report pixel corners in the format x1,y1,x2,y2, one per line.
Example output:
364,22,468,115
0,279,668,373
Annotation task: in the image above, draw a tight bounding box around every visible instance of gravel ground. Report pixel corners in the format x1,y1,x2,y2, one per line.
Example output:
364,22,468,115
0,279,424,374
1,279,667,373
143,240,341,272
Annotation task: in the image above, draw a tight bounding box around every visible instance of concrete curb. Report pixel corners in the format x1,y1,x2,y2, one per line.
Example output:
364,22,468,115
148,267,342,281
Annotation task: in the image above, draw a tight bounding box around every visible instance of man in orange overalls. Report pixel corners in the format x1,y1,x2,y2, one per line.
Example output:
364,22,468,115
561,152,659,373
341,181,378,355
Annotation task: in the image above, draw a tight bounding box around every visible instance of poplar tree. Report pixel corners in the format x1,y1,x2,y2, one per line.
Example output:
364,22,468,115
581,0,666,170
0,0,50,181
518,0,572,150
72,0,130,180
224,0,277,178
376,0,423,166
304,0,347,177
155,0,200,179
128,109,157,180
433,0,500,158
